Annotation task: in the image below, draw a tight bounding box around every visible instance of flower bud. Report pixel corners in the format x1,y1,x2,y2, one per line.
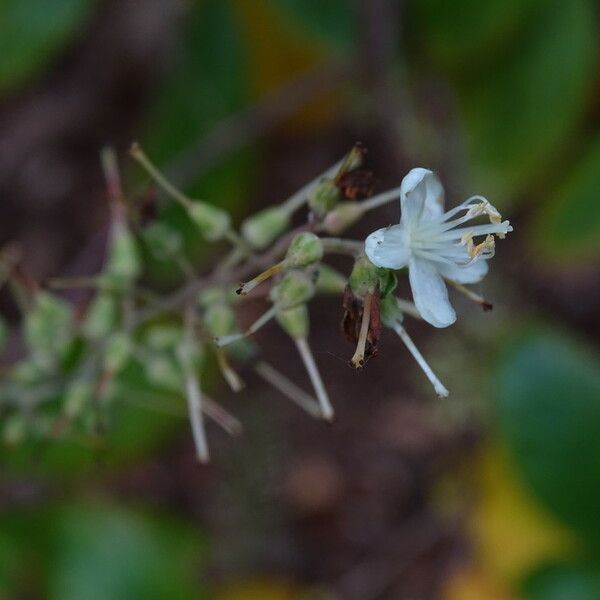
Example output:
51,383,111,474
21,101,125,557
63,380,93,419
270,270,315,310
143,324,184,351
315,264,347,295
276,304,309,340
285,232,323,267
24,292,74,369
198,286,227,309
203,304,237,338
308,178,341,218
103,332,132,373
321,202,363,235
144,355,182,391
106,219,141,284
187,202,231,241
241,206,290,250
348,256,379,299
82,293,117,340
143,221,183,260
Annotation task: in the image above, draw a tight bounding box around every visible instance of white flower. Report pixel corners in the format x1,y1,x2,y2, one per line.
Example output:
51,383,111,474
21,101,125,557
365,168,512,328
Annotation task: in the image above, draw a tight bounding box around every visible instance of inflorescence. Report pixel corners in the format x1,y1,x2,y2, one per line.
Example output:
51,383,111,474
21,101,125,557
0,145,511,462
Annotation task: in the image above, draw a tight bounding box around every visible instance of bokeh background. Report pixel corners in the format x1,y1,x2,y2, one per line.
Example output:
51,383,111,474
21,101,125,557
1,1,600,599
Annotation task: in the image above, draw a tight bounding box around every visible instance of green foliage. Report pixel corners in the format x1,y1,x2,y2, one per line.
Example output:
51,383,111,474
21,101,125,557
522,562,600,600
493,330,600,546
0,0,96,92
272,0,356,48
0,504,205,600
535,137,600,261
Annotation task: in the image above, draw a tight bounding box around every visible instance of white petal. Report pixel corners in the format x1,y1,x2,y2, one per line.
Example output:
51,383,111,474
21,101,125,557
400,168,445,226
437,256,489,284
408,257,456,328
365,225,410,269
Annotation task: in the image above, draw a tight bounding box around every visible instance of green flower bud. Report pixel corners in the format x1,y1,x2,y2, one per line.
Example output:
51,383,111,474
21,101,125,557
143,221,183,260
308,178,341,218
144,355,182,391
270,270,315,310
348,255,379,299
82,293,117,339
103,332,132,373
315,264,347,295
321,202,363,234
241,206,290,250
380,294,403,327
187,202,231,241
198,286,228,309
63,380,93,419
176,338,204,372
227,338,257,362
106,220,141,283
276,304,309,340
203,304,237,338
285,232,323,267
24,292,74,369
143,324,184,351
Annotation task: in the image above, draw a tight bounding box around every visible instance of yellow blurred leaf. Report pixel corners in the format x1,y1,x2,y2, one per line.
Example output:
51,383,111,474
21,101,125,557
442,564,518,600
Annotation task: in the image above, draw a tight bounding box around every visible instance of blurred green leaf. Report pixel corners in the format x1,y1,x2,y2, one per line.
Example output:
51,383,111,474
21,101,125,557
142,0,249,172
416,0,537,76
461,0,597,202
523,562,600,600
0,504,205,600
493,330,600,545
534,137,600,262
0,0,95,93
271,0,355,48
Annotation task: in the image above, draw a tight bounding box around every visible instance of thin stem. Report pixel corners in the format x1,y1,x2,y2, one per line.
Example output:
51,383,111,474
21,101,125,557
283,159,344,213
395,298,423,320
236,261,285,296
100,147,125,209
184,370,210,463
321,237,364,257
202,396,243,437
446,279,492,311
359,186,400,212
214,305,277,347
295,337,334,421
254,360,321,418
391,321,449,398
216,348,244,392
350,292,372,369
130,143,193,211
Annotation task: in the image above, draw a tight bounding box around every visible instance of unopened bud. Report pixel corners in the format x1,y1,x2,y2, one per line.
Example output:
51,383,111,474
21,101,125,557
348,255,379,299
308,178,341,218
144,355,182,391
315,264,347,295
82,293,117,339
241,206,290,250
198,286,227,309
285,232,323,267
24,292,74,369
143,221,183,259
103,332,132,373
270,270,315,310
64,380,93,419
106,219,141,283
203,304,237,338
187,202,231,241
277,304,309,340
144,324,183,350
321,202,363,234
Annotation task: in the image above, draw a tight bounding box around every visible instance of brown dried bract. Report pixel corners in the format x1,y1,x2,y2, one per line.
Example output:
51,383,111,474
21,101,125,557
337,169,376,200
341,285,381,365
